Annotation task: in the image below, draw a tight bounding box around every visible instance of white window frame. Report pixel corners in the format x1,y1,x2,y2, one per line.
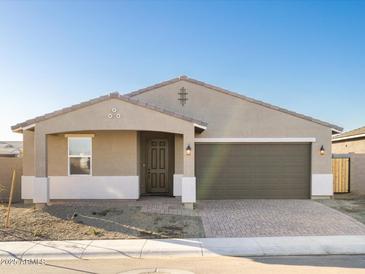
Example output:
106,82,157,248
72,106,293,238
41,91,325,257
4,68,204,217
67,137,92,176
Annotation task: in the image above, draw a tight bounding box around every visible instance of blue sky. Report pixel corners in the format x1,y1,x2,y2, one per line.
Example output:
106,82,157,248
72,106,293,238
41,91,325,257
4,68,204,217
1,0,365,140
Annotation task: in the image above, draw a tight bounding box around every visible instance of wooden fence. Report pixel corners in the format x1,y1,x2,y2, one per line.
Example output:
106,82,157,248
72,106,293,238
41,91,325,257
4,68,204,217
332,156,350,193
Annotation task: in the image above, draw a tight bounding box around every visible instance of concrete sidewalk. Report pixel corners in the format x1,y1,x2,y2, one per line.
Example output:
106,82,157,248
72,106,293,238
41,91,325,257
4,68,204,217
0,235,365,260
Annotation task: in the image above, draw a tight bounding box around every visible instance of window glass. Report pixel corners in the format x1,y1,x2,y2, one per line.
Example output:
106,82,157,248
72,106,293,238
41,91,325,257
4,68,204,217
69,138,91,156
69,157,91,175
68,137,92,175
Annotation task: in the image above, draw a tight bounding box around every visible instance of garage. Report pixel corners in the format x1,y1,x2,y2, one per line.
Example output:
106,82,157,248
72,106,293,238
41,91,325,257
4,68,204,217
196,143,311,199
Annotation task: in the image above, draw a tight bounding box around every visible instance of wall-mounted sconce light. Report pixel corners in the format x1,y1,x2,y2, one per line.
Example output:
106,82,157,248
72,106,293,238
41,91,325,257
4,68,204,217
186,145,192,156
320,145,325,156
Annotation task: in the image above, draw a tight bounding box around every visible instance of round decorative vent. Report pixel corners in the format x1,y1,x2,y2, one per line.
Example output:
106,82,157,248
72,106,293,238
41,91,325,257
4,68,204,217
107,107,121,119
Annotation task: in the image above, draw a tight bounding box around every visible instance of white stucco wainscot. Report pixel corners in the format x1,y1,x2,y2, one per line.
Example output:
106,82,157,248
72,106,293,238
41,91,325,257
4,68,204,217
311,174,333,197
48,176,140,199
181,177,196,204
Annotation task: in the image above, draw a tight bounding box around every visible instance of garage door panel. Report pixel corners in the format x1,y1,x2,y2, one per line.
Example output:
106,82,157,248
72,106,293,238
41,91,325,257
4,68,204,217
196,143,311,199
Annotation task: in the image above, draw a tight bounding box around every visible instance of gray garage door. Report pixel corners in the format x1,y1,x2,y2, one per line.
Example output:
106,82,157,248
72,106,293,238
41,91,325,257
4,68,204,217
196,143,311,199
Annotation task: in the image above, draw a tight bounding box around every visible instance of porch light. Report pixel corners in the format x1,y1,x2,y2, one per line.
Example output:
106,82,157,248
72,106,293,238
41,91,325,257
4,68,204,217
186,145,192,156
320,145,325,156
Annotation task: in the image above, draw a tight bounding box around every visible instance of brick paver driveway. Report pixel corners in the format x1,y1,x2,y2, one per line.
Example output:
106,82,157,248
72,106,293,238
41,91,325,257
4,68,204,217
197,200,365,237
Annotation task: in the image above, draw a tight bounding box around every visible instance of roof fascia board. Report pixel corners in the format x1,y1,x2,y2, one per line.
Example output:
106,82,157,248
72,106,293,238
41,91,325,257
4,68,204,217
11,93,207,132
332,133,365,142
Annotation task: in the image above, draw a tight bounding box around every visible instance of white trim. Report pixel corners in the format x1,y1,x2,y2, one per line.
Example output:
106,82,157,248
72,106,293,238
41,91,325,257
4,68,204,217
23,123,36,130
194,137,316,143
49,176,139,199
33,177,49,203
332,133,365,142
64,134,95,138
173,174,183,196
331,128,342,134
193,123,207,130
311,174,333,196
67,137,92,176
181,177,196,203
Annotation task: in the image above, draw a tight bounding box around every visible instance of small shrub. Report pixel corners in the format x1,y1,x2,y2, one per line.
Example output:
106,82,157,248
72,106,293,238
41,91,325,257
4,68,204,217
32,229,45,238
89,227,103,236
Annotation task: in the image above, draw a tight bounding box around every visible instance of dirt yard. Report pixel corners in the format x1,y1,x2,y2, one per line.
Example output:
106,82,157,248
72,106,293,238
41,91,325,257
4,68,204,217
0,203,204,241
318,195,365,225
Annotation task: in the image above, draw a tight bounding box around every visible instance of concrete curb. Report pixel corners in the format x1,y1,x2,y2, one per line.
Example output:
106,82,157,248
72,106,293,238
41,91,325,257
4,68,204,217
0,235,364,260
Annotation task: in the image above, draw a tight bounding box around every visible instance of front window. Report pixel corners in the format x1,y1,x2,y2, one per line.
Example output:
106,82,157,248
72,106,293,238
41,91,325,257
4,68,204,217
68,137,92,175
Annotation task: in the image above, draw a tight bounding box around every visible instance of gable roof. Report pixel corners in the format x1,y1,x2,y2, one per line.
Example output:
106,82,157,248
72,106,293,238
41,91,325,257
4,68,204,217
11,92,207,132
126,75,343,132
332,126,365,142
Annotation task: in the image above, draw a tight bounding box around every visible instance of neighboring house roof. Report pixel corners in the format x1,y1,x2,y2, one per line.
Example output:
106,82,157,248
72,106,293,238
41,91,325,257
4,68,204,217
0,141,22,157
332,126,365,142
11,92,207,132
126,76,343,132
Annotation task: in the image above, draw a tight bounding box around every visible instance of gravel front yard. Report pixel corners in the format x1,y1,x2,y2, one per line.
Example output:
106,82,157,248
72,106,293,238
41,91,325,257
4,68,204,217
0,203,205,241
318,195,365,225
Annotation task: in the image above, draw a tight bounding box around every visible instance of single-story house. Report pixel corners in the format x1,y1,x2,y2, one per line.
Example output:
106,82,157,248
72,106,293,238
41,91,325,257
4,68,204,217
332,126,365,153
12,76,342,207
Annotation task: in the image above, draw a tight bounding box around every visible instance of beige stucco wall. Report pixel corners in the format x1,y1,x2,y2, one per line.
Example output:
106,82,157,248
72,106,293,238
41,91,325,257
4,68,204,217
34,98,195,177
93,131,137,176
23,130,35,176
174,134,183,174
350,153,365,195
332,139,365,154
47,134,68,176
47,131,138,176
132,80,334,174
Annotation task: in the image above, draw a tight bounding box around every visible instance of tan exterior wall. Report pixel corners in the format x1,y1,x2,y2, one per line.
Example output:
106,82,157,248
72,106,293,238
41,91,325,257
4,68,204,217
23,130,35,176
332,138,365,154
174,134,183,174
93,131,137,176
48,134,68,176
34,98,195,177
350,154,365,195
133,80,333,174
47,131,137,176
0,157,22,202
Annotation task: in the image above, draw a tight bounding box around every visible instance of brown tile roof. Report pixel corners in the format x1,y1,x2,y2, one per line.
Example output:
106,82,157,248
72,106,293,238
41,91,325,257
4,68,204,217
126,75,343,132
11,92,207,131
332,126,365,141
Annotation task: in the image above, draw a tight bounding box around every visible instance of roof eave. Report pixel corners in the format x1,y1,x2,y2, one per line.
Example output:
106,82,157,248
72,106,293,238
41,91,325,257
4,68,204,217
332,133,365,142
10,93,207,132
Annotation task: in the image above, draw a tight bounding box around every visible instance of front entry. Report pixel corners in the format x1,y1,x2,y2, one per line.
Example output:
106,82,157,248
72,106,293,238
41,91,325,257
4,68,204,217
146,139,169,193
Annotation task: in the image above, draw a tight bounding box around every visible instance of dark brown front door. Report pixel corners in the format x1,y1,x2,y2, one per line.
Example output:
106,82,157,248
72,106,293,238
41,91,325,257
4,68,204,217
146,139,169,193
